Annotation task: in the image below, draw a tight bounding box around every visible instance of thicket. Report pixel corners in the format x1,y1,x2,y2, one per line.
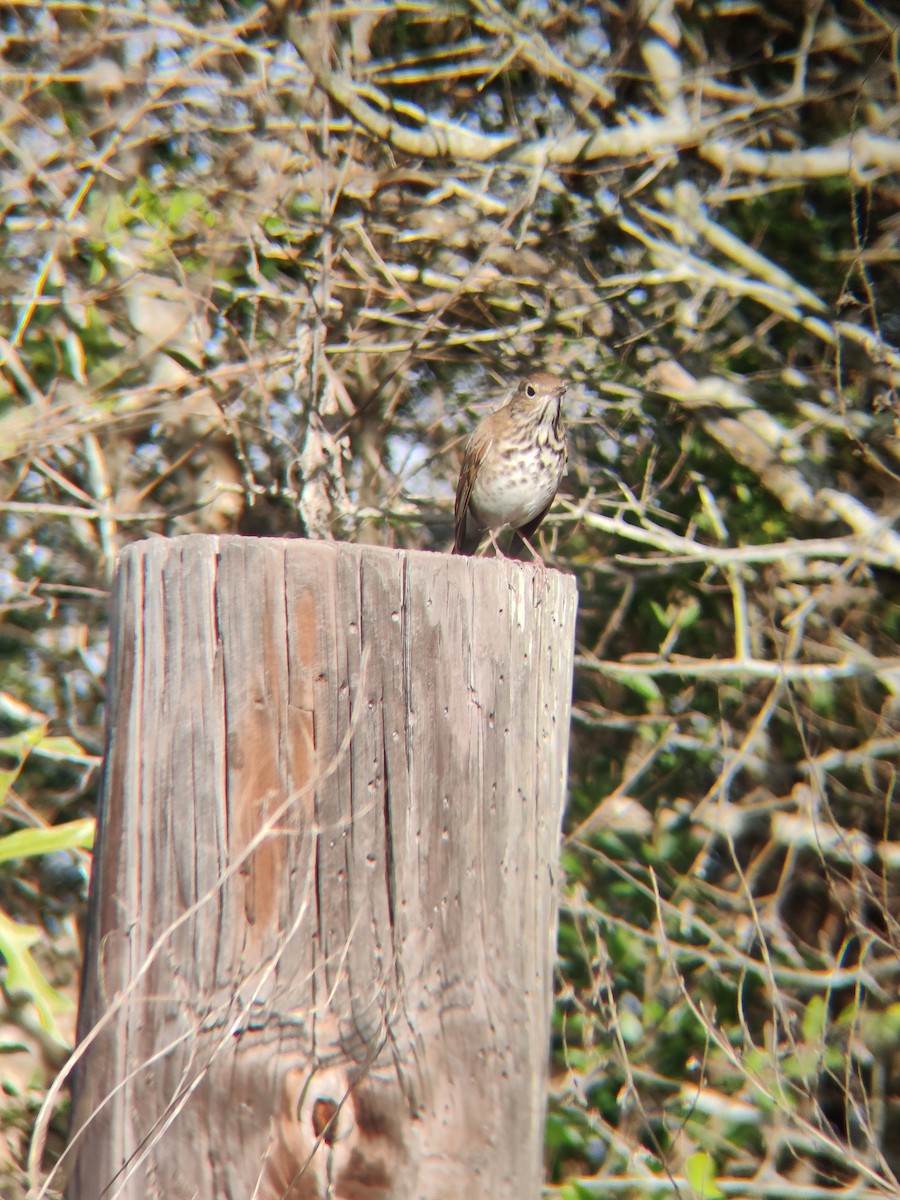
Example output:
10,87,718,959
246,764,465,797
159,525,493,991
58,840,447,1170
1,1,898,1196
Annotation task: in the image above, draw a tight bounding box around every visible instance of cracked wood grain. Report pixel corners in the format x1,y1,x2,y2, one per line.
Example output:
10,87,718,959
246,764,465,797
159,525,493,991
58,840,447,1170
65,536,577,1200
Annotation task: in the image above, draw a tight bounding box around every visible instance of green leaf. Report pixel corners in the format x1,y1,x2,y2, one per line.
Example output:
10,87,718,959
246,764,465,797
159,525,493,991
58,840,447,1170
0,912,74,1048
31,735,98,764
0,818,95,865
0,725,48,807
616,671,663,702
618,1004,644,1046
850,1003,900,1056
650,601,670,627
801,994,827,1041
0,726,98,808
685,1151,724,1199
0,728,48,759
167,189,212,230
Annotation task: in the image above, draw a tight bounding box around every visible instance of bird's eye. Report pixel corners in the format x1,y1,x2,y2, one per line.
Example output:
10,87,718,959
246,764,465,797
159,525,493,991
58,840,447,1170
526,384,536,397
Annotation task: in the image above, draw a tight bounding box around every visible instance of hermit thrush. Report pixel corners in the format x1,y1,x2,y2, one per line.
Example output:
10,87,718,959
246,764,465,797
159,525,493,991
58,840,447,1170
452,370,568,557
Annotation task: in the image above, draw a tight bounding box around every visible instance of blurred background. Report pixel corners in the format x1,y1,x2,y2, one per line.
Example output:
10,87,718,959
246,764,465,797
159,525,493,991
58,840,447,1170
1,1,898,1196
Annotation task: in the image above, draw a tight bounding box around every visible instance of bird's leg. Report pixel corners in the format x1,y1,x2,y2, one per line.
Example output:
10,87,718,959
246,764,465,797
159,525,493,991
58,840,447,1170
509,530,545,565
469,530,498,556
487,529,508,558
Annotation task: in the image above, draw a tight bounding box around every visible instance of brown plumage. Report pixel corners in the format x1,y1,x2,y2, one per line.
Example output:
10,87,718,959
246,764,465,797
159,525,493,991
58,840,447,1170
452,371,568,556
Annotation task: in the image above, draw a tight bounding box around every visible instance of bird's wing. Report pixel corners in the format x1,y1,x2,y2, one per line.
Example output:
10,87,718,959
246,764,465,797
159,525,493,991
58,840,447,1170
453,431,492,553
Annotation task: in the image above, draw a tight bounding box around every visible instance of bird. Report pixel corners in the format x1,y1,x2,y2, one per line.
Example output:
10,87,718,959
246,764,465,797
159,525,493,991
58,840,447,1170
452,370,568,558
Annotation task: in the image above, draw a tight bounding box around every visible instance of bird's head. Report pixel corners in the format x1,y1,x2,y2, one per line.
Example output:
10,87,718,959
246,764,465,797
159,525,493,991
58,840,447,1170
509,371,567,418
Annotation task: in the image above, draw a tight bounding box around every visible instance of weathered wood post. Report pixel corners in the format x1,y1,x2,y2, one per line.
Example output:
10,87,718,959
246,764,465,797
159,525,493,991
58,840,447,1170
61,535,577,1199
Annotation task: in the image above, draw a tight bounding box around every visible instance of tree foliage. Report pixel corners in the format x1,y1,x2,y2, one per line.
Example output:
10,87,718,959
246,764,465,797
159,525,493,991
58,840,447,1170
1,0,898,1195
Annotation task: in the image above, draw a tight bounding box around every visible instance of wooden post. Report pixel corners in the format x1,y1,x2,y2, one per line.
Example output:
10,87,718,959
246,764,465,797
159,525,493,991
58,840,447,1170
62,536,577,1200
